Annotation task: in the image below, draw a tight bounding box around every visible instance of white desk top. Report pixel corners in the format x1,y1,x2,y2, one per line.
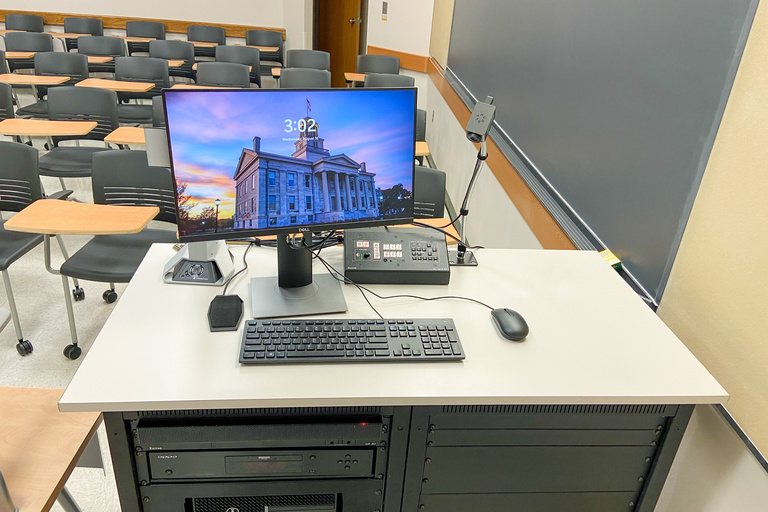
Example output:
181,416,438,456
59,245,727,412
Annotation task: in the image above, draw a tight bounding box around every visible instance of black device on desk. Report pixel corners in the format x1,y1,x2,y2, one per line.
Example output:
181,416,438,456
344,227,450,285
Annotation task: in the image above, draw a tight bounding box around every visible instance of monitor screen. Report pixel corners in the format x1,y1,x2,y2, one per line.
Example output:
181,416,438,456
163,88,417,242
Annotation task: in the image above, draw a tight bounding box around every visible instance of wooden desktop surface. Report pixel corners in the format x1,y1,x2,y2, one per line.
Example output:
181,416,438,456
4,199,160,235
344,72,365,84
0,73,69,86
0,118,96,137
86,55,114,64
76,77,154,93
4,51,35,59
0,387,101,512
105,126,146,146
237,44,279,52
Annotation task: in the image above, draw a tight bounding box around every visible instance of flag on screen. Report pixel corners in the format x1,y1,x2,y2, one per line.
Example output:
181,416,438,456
307,99,312,112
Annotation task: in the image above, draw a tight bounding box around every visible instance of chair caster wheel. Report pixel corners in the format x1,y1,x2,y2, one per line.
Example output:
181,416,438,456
73,287,85,301
63,344,82,360
16,340,33,356
103,289,118,303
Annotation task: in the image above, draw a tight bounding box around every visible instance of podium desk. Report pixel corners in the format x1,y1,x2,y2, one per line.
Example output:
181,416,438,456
60,244,726,512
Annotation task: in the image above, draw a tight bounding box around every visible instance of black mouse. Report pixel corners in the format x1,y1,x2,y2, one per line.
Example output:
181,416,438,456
490,308,529,341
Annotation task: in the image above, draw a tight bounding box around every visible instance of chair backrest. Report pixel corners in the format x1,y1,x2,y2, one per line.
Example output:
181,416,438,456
76,36,126,57
33,52,89,100
0,50,7,74
46,86,119,143
187,25,226,44
115,57,170,92
125,21,166,54
34,52,89,82
215,45,261,87
0,83,15,120
4,14,44,32
357,54,400,75
285,49,331,71
126,20,166,39
244,29,284,65
63,17,103,36
91,150,177,224
363,73,415,88
0,141,43,213
413,166,446,219
279,68,331,89
149,40,195,62
4,32,53,52
416,108,427,142
195,62,251,88
152,96,165,127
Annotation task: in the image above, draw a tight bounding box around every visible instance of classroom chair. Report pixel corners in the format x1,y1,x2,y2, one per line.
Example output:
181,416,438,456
215,45,262,88
279,68,331,88
285,49,331,71
62,17,103,51
4,32,53,71
187,25,226,59
363,73,414,88
4,13,44,32
245,29,284,75
195,62,251,88
114,57,170,125
413,165,446,219
15,52,89,119
149,40,196,82
357,54,400,75
76,35,126,74
125,21,166,55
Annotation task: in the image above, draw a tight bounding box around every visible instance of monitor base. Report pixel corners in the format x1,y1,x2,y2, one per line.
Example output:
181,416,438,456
250,274,347,319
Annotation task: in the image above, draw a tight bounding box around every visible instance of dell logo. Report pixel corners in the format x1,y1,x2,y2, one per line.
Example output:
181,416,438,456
298,227,311,232
225,508,240,512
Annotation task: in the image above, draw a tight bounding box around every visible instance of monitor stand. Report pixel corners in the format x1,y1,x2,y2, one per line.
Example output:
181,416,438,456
250,235,347,319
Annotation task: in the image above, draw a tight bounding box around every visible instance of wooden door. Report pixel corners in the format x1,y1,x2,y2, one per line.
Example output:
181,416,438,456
316,0,362,87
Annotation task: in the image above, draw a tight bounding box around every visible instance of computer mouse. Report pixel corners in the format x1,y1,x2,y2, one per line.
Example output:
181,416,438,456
490,308,529,341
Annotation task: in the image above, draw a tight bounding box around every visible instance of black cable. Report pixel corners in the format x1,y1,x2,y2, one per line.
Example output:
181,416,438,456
312,251,384,319
311,251,496,317
410,220,484,250
222,241,255,295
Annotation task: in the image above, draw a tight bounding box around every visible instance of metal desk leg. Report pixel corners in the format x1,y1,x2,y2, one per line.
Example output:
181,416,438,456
56,486,83,512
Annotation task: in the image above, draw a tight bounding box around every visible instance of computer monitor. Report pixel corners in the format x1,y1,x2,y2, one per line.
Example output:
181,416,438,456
162,88,417,317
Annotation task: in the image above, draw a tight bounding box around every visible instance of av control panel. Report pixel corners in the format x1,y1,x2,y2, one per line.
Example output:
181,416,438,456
344,227,450,285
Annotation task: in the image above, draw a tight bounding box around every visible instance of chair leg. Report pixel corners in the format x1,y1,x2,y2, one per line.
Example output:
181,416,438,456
54,235,81,291
56,486,83,512
60,274,82,360
2,270,32,356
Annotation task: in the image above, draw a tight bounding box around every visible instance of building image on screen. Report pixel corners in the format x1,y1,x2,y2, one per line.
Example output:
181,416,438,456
163,89,416,240
232,118,380,230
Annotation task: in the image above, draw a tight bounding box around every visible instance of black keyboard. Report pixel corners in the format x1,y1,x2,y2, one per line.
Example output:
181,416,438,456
239,318,464,364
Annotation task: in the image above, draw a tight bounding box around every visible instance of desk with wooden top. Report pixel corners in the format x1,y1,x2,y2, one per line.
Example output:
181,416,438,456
0,73,69,100
75,77,154,93
237,44,279,52
345,71,366,86
4,199,162,356
5,199,160,236
4,51,36,60
105,126,146,146
0,387,101,512
0,118,97,137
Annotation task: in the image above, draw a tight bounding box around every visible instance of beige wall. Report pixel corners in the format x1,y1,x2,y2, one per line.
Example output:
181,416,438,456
366,0,434,56
0,0,284,26
657,0,768,455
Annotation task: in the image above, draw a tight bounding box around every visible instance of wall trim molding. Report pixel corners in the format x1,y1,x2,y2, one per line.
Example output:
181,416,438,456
366,45,430,73
0,9,286,39
426,58,576,250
